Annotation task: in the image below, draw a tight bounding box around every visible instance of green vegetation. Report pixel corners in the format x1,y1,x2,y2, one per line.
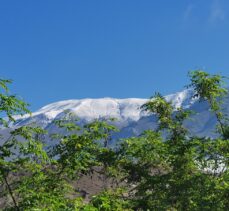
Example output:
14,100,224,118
0,71,228,210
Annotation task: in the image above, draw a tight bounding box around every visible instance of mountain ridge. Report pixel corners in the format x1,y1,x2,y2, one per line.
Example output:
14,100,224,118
14,88,196,125
1,88,228,146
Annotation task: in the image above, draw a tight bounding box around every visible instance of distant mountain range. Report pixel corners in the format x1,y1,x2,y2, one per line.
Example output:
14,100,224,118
1,88,229,145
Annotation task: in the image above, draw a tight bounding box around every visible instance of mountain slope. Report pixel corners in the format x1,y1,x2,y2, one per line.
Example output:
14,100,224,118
2,88,229,145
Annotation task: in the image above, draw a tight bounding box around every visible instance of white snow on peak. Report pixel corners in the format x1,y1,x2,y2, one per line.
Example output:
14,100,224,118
165,88,195,109
14,89,197,126
6,88,228,141
33,98,148,122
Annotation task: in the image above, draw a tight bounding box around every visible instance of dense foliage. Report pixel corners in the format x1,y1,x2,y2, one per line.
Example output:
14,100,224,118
0,71,228,210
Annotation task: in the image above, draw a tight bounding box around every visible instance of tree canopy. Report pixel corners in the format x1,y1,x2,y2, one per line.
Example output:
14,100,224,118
0,71,228,210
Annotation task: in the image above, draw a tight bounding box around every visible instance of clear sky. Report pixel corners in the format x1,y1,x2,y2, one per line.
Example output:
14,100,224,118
0,0,229,111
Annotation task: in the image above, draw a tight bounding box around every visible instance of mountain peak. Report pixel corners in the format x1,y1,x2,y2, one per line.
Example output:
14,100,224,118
2,88,228,145
12,89,197,128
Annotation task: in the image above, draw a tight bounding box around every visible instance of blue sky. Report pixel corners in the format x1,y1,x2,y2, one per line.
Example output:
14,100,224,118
0,0,229,111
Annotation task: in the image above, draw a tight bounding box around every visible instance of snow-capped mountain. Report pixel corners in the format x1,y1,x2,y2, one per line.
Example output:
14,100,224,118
2,88,229,145
14,89,195,126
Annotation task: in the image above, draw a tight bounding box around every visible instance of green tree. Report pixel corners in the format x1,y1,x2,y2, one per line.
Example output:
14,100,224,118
116,70,229,210
0,80,77,210
0,70,228,210
0,79,123,210
0,79,30,210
